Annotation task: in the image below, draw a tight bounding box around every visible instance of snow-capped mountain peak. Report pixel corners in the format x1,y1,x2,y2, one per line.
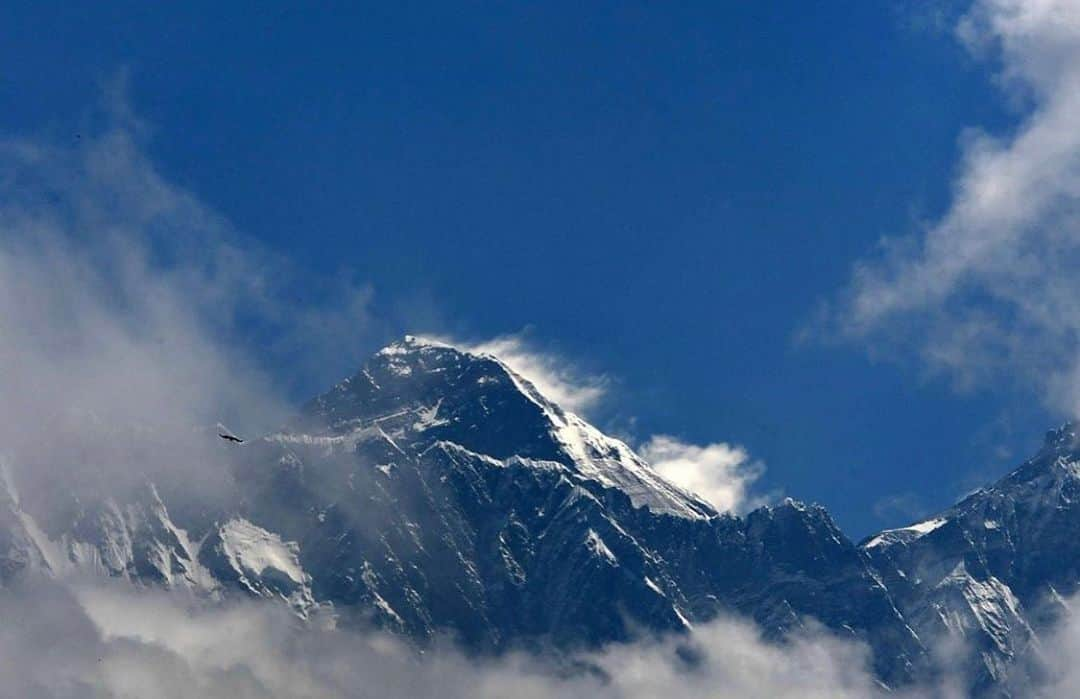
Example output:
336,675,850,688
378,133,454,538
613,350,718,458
298,336,715,519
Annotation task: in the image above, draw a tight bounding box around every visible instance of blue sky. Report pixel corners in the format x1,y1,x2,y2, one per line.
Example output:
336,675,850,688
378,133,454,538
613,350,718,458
2,1,1070,536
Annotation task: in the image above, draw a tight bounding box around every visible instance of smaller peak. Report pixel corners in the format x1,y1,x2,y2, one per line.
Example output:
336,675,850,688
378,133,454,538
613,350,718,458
769,498,836,524
375,334,460,357
776,497,824,513
749,497,822,519
401,334,447,348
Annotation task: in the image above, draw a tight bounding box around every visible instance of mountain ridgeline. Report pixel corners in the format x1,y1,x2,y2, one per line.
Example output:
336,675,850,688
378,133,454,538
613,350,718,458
2,336,1078,696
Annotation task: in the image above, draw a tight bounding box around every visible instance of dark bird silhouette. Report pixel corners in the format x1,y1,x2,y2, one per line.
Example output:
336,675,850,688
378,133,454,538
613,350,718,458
219,433,244,444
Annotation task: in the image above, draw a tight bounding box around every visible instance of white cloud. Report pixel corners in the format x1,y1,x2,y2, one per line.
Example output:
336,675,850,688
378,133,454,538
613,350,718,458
638,435,765,513
825,0,1080,415
432,333,609,414
0,88,376,515
0,578,922,699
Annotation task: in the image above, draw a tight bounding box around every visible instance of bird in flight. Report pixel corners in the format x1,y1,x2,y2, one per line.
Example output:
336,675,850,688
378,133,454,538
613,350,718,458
219,432,244,444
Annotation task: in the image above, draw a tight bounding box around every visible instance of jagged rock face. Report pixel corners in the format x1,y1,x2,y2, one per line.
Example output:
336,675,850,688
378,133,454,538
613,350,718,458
862,425,1080,694
9,336,1080,695
0,475,49,584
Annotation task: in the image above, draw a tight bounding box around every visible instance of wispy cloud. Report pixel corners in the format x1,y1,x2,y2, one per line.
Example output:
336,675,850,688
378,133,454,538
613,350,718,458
819,0,1080,415
0,85,377,513
638,435,766,513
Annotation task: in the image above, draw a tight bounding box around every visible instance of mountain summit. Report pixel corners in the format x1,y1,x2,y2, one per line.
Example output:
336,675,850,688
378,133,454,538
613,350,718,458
4,337,1080,695
299,335,715,520
863,421,1080,692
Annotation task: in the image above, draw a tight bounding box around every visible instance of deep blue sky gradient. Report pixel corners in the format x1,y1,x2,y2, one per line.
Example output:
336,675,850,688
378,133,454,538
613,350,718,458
0,2,1053,536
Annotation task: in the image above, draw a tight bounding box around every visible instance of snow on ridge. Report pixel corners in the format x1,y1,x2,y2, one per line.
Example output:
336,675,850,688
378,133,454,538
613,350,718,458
907,517,947,535
377,334,455,356
219,518,307,588
412,399,449,432
554,412,715,520
0,477,214,591
584,529,618,565
265,423,394,454
425,439,507,468
864,517,948,549
457,345,714,520
934,561,1028,654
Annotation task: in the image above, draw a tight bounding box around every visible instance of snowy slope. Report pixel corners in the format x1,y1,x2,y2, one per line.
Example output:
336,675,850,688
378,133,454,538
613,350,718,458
199,517,314,611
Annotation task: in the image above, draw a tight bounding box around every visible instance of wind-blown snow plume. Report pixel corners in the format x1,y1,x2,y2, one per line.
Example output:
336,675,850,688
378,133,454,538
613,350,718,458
431,333,610,415
824,0,1080,415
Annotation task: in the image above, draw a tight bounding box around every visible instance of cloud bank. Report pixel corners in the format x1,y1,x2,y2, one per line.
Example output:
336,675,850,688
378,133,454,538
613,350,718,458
824,0,1080,415
0,578,919,699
